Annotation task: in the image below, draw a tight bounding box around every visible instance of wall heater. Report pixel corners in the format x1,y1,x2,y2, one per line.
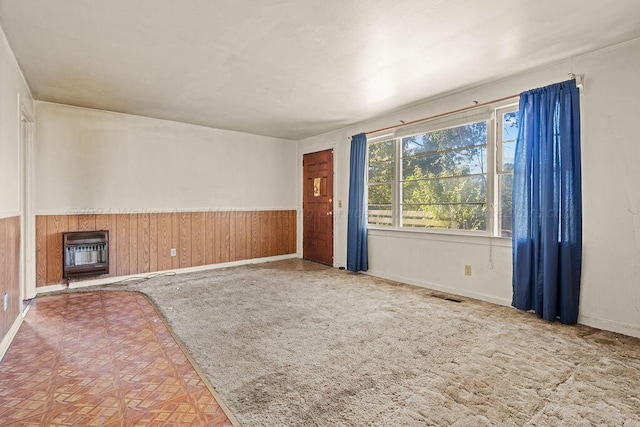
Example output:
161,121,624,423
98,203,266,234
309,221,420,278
63,230,109,279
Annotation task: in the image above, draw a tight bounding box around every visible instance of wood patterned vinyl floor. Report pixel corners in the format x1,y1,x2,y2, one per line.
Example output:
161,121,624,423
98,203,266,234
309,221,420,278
0,291,233,426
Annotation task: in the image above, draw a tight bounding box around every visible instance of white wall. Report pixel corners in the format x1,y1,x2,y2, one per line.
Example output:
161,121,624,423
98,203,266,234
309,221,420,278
35,102,297,214
297,38,640,338
0,25,34,216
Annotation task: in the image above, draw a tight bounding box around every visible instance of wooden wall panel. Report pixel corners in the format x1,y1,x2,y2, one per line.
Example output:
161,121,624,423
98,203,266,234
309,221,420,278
67,215,78,232
211,212,221,264
179,213,192,268
0,216,21,343
171,213,180,270
275,211,286,255
138,213,150,273
98,214,118,277
241,212,249,261
35,215,48,286
116,214,130,276
157,213,172,271
290,210,298,254
251,211,260,259
191,212,205,267
229,212,237,261
234,211,246,261
284,211,292,254
245,212,253,261
35,210,297,286
149,214,158,273
78,214,96,231
108,215,119,277
241,211,250,261
129,215,138,275
269,212,278,256
260,211,270,258
204,212,216,265
46,215,67,284
219,212,230,263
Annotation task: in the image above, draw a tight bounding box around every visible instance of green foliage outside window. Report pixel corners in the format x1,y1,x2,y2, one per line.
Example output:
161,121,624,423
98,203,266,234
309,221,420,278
401,122,487,230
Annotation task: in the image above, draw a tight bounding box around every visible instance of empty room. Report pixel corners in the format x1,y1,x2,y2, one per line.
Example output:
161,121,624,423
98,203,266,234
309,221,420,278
1,1,639,426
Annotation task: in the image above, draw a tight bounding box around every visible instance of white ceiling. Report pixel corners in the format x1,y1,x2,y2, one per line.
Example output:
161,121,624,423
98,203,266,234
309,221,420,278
1,1,639,140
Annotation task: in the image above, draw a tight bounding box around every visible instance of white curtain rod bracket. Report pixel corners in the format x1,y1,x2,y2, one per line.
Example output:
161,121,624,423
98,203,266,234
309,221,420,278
569,73,585,92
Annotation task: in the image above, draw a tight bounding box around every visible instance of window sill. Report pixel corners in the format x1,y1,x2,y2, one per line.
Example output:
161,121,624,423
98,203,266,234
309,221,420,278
367,226,512,247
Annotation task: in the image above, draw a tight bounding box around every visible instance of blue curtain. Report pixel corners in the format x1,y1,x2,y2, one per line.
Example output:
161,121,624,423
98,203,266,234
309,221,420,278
512,79,582,324
347,133,368,272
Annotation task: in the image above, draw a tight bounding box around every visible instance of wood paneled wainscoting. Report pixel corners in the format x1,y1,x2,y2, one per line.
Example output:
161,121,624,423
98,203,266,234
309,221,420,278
0,216,21,343
35,210,297,287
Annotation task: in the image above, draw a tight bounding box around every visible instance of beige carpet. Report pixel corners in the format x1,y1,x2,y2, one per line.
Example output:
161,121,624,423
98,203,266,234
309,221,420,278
116,259,640,426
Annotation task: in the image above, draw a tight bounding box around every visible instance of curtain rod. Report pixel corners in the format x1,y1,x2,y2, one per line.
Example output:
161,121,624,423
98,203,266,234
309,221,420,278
364,93,519,136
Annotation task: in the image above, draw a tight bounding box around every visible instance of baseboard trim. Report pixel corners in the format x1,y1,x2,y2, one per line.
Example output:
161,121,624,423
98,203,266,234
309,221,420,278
578,314,640,339
365,270,640,339
0,310,25,362
364,269,512,307
36,254,299,295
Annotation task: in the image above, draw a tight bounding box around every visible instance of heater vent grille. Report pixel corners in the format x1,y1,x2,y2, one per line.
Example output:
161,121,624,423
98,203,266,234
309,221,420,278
63,230,109,278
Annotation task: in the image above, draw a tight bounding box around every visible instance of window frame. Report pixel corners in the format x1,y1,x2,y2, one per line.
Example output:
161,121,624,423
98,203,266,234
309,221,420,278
366,136,397,227
494,104,519,237
366,101,519,238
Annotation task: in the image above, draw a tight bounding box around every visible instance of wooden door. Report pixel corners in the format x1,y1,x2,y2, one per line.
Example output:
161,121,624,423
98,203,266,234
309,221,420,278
303,149,333,265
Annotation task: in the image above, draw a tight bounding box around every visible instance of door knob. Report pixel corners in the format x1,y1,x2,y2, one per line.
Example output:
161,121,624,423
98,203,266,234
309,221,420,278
327,211,333,216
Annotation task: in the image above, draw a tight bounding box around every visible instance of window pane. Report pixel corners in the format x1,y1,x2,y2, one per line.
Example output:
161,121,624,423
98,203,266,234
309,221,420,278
368,183,392,205
399,121,488,232
402,203,487,230
502,111,519,142
403,146,487,179
499,174,513,237
402,121,487,155
368,139,395,162
501,111,518,172
402,175,487,204
502,142,515,171
367,138,395,226
368,205,392,226
368,160,394,183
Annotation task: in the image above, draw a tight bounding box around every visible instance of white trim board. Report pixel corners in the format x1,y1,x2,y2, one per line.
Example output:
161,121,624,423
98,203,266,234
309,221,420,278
35,207,299,216
578,314,640,339
0,303,30,362
36,254,299,295
365,269,640,339
364,269,512,307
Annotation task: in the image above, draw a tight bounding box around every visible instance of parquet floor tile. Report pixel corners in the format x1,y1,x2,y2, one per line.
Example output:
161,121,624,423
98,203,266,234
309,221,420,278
0,291,233,427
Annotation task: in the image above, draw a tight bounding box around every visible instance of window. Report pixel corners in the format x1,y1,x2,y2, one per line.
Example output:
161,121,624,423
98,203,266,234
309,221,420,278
367,104,519,236
496,107,518,237
367,139,395,226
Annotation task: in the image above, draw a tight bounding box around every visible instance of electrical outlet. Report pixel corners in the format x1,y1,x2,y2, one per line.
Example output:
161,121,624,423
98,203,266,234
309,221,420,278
464,265,472,276
170,248,177,257
3,292,7,311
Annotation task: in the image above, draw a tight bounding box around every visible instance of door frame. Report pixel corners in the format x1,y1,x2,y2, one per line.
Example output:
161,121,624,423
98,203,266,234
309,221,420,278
18,93,36,302
298,143,337,267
